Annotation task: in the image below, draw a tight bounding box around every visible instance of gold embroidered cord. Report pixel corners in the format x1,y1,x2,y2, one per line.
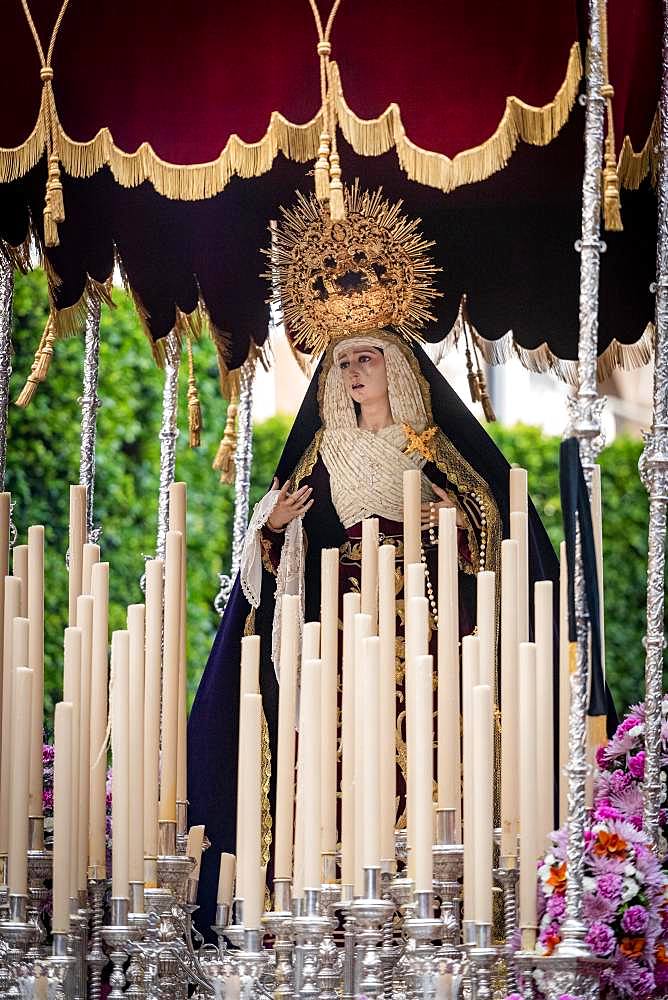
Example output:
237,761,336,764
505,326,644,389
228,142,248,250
186,334,202,448
307,0,346,218
598,0,623,231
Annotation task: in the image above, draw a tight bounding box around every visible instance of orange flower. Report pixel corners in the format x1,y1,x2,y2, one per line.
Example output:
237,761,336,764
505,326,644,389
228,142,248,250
543,932,561,956
547,861,568,894
620,936,645,958
592,830,628,861
657,944,668,964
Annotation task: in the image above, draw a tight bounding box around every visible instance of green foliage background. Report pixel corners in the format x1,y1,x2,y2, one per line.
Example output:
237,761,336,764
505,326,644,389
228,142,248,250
10,272,654,729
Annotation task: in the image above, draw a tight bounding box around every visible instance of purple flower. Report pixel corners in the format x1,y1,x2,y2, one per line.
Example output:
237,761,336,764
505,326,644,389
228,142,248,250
583,892,616,922
629,752,646,779
585,920,616,956
622,905,649,935
597,872,623,901
547,892,566,920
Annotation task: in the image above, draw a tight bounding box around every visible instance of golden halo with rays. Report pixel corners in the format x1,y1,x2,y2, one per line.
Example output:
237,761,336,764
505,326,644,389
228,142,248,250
263,182,442,356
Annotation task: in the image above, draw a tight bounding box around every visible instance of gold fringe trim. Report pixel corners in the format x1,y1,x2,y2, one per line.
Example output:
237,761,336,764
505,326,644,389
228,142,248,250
617,112,660,190
0,236,33,274
50,276,114,340
330,42,582,193
15,310,57,406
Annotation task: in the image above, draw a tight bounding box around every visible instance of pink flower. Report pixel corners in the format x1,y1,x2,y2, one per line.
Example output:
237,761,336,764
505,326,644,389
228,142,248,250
585,920,616,956
597,872,623,901
622,905,649,935
629,752,646,779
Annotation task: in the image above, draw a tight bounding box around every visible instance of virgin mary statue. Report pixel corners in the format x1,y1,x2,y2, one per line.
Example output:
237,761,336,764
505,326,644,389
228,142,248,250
187,187,560,932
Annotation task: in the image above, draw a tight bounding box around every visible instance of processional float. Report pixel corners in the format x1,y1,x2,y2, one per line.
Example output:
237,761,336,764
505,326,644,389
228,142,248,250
0,0,664,997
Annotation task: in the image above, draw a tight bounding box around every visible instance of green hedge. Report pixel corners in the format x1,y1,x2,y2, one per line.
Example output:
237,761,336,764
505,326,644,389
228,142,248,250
8,272,656,726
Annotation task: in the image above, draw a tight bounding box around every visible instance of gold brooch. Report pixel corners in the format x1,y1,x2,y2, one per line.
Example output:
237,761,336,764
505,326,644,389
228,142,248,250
402,424,438,462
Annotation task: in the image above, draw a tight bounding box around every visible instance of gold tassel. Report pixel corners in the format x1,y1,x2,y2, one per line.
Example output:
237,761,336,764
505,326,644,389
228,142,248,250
186,335,202,448
476,370,497,422
46,152,65,223
212,396,239,485
16,314,57,407
43,204,59,248
314,131,331,202
464,344,480,405
602,150,623,232
328,151,346,221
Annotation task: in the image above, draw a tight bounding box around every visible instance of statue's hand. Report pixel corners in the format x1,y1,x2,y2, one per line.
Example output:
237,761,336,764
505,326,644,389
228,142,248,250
266,478,314,531
421,482,465,530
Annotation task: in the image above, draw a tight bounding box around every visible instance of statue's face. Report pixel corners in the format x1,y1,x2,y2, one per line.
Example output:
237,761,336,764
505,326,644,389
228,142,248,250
337,345,389,408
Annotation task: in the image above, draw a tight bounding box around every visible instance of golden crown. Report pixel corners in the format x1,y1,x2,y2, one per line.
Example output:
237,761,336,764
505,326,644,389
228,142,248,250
264,183,442,355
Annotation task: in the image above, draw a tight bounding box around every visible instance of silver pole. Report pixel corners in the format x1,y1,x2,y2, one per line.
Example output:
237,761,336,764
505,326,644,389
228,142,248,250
156,331,180,561
79,295,102,543
0,256,14,492
640,17,668,850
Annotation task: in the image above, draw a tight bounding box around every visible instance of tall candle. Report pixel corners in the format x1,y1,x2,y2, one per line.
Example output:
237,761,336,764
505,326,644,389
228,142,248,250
76,595,94,890
239,693,262,929
217,853,235,906
473,684,493,925
405,595,429,880
81,543,100,595
500,539,519,858
168,482,188,806
68,484,87,626
519,642,538,941
111,630,130,900
509,467,528,517
378,545,397,862
0,577,20,855
361,636,381,869
128,604,145,890
0,493,9,710
320,548,339,863
413,653,434,892
274,595,299,881
236,634,261,885
89,562,109,874
510,511,529,644
558,542,569,826
437,508,460,836
13,544,29,617
27,525,45,827
535,581,554,847
341,592,360,887
159,530,182,824
361,518,379,630
186,824,206,879
293,623,320,896
403,469,422,567
63,626,82,900
353,613,372,894
405,562,425,601
144,559,164,878
462,634,480,924
476,571,495,691
301,659,322,888
52,702,73,933
8,665,32,895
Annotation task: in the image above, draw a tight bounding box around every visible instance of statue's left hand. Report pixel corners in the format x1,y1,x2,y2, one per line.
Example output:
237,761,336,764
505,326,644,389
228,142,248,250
421,482,465,529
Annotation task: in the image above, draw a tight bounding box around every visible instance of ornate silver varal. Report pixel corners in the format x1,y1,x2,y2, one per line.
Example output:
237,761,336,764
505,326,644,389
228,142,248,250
0,255,13,491
640,12,668,851
156,331,181,561
79,294,102,543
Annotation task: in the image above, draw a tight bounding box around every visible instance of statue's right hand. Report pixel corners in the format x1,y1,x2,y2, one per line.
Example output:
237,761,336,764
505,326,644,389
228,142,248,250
266,478,314,531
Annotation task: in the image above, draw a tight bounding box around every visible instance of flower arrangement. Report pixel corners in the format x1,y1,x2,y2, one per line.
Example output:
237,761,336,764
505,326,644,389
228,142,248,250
42,740,112,862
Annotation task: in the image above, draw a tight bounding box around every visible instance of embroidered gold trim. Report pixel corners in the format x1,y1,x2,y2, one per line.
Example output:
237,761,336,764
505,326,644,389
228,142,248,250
261,711,272,868
243,608,256,636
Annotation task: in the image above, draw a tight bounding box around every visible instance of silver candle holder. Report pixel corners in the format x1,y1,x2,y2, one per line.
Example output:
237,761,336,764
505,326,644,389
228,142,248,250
349,867,394,1000
101,896,139,1000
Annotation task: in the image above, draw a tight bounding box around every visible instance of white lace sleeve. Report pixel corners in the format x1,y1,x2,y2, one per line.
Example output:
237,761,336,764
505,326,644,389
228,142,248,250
239,489,280,608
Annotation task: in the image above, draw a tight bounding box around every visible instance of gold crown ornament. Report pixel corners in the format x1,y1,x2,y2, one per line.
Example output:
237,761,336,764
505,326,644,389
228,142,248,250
264,182,442,355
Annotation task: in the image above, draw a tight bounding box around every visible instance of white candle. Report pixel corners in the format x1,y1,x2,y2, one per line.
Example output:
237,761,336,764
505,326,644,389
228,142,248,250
239,693,262,929
52,702,73,933
558,542,569,826
535,581,554,848
0,493,9,688
274,595,299,880
403,469,422,567
128,604,145,891
500,539,519,858
81,543,100,595
301,659,322,889
510,511,529,643
0,576,20,855
76,594,94,890
519,642,538,940
63,626,82,900
476,571,495,691
186,824,206,879
462,634,480,924
217,852,235,906
111,630,130,899
405,562,425,601
378,545,397,863
27,525,45,828
353,613,372,894
144,559,164,880
473,684,493,926
8,665,32,895
168,482,188,807
361,636,381,870
236,634,261,886
341,592,360,887
361,518,379,630
405,594,429,880
413,653,434,892
302,622,320,661
68,484,87,626
293,623,320,897
89,562,109,875
509,467,528,516
320,548,339,864
13,544,29,617
159,531,182,824
437,508,460,837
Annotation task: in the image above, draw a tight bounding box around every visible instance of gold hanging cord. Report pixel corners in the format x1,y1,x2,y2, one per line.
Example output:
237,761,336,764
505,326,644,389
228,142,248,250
308,0,346,220
15,309,58,407
186,333,202,448
598,0,623,232
460,295,496,423
19,0,72,247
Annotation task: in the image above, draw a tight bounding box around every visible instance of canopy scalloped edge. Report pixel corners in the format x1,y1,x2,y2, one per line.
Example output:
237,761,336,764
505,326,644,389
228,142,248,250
617,111,660,189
